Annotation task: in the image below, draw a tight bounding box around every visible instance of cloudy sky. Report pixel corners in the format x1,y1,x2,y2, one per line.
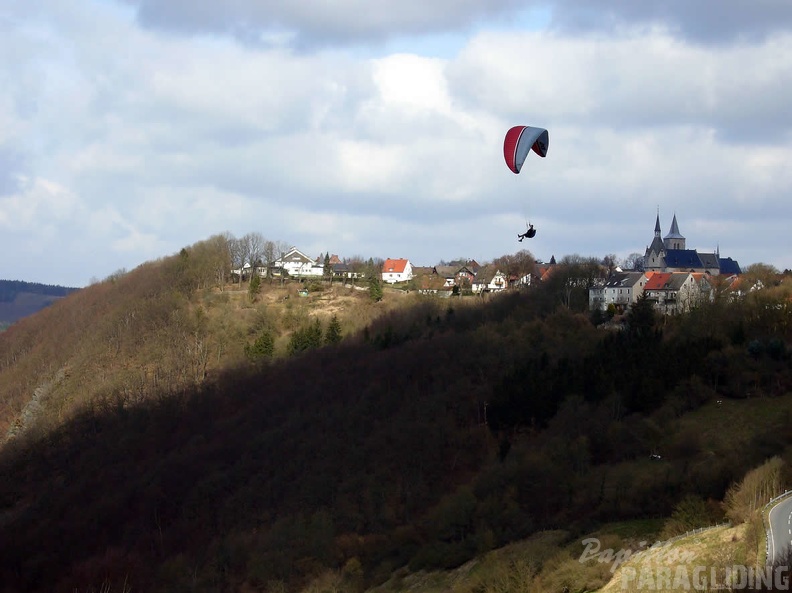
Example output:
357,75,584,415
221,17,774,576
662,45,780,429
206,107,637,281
2,0,791,286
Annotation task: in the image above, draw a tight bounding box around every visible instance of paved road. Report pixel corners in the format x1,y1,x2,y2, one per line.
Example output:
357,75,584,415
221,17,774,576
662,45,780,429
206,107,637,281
767,494,792,565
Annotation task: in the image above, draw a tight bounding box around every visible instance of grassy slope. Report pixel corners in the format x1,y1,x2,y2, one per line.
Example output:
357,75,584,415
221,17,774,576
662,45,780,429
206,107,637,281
598,524,751,593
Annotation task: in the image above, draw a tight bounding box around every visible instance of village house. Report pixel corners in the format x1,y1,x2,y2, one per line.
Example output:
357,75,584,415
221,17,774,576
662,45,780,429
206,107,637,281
381,258,414,284
411,267,448,294
321,254,361,281
642,272,712,314
472,267,509,294
589,272,649,312
456,261,481,287
431,266,458,288
271,247,324,279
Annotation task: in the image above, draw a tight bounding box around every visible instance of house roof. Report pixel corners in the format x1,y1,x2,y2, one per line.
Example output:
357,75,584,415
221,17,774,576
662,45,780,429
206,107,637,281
719,257,742,275
666,273,692,290
457,264,479,277
463,260,481,274
278,247,314,264
472,265,504,284
417,274,447,290
698,252,720,269
382,258,410,274
645,272,693,291
433,265,457,278
644,272,673,291
411,266,435,277
663,249,704,269
604,272,645,289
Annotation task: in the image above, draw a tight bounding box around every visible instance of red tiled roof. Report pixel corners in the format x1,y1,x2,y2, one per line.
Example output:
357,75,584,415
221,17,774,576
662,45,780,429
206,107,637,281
644,272,673,290
382,258,408,273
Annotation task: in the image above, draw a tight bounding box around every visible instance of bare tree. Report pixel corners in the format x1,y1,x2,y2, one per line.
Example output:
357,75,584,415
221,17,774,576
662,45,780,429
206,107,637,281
241,232,266,277
190,234,232,290
623,252,644,271
723,456,784,524
492,249,537,285
542,255,604,310
601,253,618,275
743,262,780,290
208,234,232,290
274,240,290,258
263,240,277,269
226,235,245,286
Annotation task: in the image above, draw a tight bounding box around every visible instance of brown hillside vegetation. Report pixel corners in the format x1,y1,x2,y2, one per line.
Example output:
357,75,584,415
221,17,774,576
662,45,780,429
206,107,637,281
0,238,407,441
0,244,791,592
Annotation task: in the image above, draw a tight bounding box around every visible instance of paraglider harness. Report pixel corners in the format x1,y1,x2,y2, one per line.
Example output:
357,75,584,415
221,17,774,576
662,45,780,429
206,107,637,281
517,223,536,241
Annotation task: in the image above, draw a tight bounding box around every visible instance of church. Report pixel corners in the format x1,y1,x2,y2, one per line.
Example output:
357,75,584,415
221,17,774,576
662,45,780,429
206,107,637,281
643,213,741,276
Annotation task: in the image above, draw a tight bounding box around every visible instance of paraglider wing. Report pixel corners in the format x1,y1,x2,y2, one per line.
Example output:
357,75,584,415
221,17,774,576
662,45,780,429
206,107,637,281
503,125,549,174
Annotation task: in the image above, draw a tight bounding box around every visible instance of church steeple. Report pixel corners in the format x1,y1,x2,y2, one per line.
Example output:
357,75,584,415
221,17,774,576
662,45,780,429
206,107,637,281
664,213,685,250
644,209,666,271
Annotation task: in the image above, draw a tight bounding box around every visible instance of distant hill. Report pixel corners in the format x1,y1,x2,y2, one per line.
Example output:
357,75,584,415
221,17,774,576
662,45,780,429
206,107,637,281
0,280,80,328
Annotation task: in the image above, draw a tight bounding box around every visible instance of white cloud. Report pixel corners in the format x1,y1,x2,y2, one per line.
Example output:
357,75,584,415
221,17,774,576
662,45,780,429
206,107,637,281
1,0,791,286
0,176,82,229
118,0,792,47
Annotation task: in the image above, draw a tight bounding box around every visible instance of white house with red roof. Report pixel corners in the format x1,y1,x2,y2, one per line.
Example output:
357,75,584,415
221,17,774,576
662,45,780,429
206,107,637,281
643,271,711,313
381,258,414,284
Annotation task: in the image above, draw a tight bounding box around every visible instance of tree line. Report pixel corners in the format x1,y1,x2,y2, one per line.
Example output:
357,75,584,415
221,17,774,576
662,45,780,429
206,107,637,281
0,279,79,302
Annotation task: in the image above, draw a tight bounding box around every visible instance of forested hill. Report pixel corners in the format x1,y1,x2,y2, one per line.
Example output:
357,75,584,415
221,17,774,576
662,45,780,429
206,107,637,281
0,238,791,592
0,279,80,328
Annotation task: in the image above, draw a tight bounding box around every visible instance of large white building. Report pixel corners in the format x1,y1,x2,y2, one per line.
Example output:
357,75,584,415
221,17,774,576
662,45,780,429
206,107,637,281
589,272,648,312
272,247,324,278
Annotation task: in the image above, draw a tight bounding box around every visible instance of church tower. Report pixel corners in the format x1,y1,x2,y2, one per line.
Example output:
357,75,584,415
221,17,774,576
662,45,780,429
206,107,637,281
663,214,686,250
643,212,666,271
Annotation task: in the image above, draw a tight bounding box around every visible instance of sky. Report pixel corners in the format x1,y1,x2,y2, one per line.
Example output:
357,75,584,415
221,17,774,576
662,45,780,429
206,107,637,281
2,0,791,287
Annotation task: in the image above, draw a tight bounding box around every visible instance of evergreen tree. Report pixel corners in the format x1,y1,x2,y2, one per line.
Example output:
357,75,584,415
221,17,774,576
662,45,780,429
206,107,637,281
626,293,657,339
287,318,324,355
368,275,383,303
325,315,342,345
244,330,275,363
248,272,261,302
323,252,332,283
307,317,323,348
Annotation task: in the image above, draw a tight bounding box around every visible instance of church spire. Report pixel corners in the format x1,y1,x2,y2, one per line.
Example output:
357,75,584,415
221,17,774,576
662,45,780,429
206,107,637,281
663,212,686,250
669,213,681,237
645,209,666,271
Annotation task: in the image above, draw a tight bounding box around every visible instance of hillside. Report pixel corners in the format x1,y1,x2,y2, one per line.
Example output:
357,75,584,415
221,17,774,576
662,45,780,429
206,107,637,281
0,248,407,440
0,237,790,592
0,279,79,330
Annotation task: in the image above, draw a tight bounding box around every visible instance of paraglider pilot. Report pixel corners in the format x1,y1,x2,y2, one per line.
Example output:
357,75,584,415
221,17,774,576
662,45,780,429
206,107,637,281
517,223,536,242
